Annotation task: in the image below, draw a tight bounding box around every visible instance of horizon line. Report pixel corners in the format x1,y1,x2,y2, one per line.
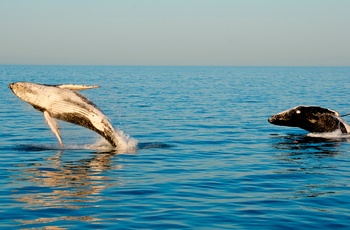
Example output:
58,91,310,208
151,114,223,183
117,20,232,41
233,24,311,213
1,64,349,68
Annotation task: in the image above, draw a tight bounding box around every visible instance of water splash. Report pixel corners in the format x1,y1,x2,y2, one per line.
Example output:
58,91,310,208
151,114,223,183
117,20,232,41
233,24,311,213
113,128,138,151
13,127,138,153
88,128,138,153
307,129,350,139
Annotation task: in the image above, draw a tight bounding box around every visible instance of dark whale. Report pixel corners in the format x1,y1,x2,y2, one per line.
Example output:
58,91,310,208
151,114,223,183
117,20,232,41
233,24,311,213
268,106,350,133
9,82,119,147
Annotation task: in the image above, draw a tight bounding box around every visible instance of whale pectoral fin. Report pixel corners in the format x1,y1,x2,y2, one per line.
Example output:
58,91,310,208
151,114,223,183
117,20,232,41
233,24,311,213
44,111,64,147
56,84,100,90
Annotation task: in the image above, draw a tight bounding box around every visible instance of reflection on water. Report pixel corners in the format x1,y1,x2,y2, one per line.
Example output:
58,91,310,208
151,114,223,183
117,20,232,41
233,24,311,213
271,133,342,156
18,216,100,227
270,134,343,202
11,150,119,227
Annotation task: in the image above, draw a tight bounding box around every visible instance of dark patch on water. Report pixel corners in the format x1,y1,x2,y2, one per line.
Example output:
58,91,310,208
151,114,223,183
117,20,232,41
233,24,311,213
13,144,63,152
12,142,174,152
138,142,174,149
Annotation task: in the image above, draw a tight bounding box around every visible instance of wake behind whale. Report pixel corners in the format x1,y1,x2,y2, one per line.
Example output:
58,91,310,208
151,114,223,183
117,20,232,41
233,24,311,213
9,82,137,151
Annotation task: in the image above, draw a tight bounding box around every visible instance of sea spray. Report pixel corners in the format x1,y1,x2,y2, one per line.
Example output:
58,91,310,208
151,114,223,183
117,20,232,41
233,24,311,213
113,128,138,151
88,128,138,152
307,129,350,139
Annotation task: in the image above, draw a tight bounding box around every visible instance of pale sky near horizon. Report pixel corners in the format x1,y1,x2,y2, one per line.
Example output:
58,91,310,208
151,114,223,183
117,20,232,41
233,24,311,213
1,0,349,66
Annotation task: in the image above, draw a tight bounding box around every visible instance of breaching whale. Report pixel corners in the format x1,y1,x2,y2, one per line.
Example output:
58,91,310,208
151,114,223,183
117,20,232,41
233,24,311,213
268,106,350,134
9,82,118,147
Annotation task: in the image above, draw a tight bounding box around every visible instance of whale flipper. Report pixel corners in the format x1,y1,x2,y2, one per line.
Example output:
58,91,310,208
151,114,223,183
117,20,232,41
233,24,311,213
44,111,63,146
56,84,100,90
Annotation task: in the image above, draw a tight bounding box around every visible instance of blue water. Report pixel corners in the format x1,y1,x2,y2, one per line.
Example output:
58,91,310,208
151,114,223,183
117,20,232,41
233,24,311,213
1,66,350,229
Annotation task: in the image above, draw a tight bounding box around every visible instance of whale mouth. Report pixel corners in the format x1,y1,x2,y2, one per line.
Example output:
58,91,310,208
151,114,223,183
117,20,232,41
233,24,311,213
8,83,14,90
268,116,279,124
268,115,288,126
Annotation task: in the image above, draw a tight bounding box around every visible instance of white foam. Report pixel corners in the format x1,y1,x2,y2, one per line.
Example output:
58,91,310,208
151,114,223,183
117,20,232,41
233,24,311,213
307,129,350,139
112,128,138,152
86,128,138,153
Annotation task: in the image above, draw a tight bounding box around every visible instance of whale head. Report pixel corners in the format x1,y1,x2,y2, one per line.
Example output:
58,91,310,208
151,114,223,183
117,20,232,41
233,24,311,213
268,106,346,133
9,82,40,104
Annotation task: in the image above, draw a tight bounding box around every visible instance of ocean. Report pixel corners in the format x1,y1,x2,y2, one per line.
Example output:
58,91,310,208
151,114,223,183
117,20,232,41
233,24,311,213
1,65,350,229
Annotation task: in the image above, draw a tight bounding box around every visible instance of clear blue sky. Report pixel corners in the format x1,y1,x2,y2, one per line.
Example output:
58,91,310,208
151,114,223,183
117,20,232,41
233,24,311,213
1,0,349,66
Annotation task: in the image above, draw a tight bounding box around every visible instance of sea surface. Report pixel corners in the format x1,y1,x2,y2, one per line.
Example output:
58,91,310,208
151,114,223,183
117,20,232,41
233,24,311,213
1,65,350,229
